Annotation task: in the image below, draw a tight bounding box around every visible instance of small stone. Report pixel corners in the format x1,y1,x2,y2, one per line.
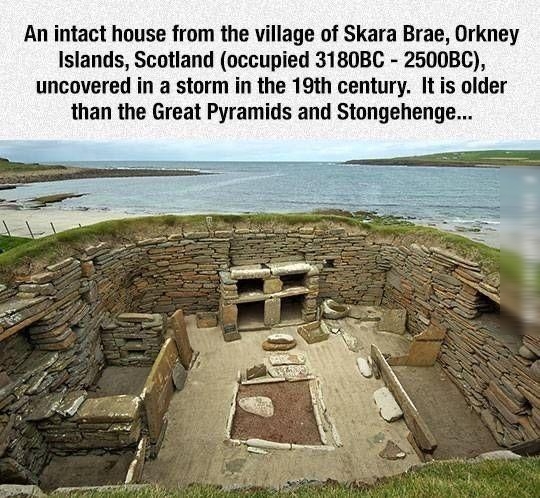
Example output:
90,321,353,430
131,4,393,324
341,332,361,352
267,333,294,344
269,353,306,366
373,387,403,422
239,396,274,418
475,450,522,461
55,390,87,417
379,440,406,460
268,364,310,380
530,360,540,382
247,446,268,455
172,361,187,390
262,340,296,351
246,364,267,380
519,345,537,361
356,357,372,378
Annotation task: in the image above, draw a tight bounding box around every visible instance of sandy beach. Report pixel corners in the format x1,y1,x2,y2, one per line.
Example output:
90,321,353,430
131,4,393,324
0,206,499,248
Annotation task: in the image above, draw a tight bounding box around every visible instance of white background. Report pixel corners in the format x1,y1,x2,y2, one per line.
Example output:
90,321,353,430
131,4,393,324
0,0,537,140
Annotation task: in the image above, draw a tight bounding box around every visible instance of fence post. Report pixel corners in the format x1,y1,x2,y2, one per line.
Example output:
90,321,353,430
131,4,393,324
25,221,35,239
50,222,56,234
2,220,10,237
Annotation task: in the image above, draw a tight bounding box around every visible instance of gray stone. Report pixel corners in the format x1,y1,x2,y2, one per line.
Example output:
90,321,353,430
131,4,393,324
322,299,350,319
356,357,372,378
0,485,46,498
268,364,310,380
267,262,311,276
379,440,406,460
373,387,403,422
172,361,187,391
378,309,407,335
246,364,267,380
238,396,274,418
519,345,537,361
268,353,306,366
267,333,294,345
475,450,521,461
530,360,540,382
341,331,361,352
55,390,87,417
230,265,270,280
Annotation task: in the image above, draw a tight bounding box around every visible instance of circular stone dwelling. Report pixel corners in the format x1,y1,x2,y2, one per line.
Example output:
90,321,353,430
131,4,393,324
0,216,537,491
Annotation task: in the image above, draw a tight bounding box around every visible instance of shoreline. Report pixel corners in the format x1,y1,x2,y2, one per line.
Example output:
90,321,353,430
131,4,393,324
0,166,210,185
0,205,500,249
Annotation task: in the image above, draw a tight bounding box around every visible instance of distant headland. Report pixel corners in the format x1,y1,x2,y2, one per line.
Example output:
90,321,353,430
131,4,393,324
344,150,540,167
0,157,208,184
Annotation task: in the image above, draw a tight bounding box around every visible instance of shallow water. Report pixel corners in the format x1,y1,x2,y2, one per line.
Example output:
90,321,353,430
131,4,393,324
8,161,500,227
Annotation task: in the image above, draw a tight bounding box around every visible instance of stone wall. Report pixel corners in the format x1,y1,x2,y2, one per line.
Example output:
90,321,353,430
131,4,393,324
382,244,539,447
100,313,165,366
1,225,533,484
0,226,389,484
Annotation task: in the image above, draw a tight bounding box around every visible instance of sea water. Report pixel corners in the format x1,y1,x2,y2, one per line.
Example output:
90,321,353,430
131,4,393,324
8,161,499,227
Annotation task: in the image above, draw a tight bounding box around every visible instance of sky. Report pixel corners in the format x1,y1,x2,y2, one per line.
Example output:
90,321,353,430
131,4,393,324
0,139,538,163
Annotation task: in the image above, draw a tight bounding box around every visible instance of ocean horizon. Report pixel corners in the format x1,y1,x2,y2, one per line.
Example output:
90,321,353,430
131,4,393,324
10,161,499,229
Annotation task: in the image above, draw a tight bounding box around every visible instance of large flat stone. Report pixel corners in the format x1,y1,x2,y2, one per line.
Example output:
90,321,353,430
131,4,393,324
378,309,407,335
230,265,270,280
74,395,140,424
238,396,274,418
267,262,311,276
373,387,403,422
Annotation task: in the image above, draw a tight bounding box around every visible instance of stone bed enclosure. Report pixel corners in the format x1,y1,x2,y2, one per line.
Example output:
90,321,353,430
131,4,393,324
0,224,538,487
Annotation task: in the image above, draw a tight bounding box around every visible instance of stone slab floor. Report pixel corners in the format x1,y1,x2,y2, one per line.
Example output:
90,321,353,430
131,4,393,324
394,364,500,460
143,316,420,488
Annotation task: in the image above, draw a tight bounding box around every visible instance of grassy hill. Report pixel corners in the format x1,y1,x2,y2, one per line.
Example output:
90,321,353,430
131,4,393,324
0,157,66,173
345,150,540,167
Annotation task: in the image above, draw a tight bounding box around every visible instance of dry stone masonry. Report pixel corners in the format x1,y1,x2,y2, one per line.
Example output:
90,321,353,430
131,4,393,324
0,225,534,487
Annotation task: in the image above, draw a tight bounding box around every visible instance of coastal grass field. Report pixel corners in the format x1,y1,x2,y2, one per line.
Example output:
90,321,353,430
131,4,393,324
0,157,66,173
0,234,31,252
64,458,540,498
345,150,540,166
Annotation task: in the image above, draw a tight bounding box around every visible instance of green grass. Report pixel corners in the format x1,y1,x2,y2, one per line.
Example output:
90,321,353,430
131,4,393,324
0,158,66,173
0,234,31,252
345,150,540,167
62,458,540,498
0,213,500,282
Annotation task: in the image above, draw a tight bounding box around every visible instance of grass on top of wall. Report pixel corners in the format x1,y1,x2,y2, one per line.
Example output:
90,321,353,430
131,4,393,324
0,234,32,252
62,458,540,498
0,213,499,282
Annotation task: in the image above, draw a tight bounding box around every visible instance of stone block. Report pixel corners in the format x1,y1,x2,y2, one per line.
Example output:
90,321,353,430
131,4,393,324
74,395,141,424
220,304,238,327
297,321,329,344
263,277,282,294
373,387,403,422
196,311,218,328
378,309,407,334
246,364,267,380
264,298,280,327
230,265,270,280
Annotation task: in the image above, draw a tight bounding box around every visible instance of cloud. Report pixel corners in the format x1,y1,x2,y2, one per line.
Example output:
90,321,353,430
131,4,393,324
0,139,538,163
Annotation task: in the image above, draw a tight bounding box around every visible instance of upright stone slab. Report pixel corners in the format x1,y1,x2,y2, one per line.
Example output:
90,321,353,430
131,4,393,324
170,309,193,369
264,297,281,327
143,338,178,454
